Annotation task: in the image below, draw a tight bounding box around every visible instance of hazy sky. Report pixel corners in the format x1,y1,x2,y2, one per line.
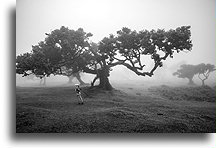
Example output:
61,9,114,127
17,0,215,67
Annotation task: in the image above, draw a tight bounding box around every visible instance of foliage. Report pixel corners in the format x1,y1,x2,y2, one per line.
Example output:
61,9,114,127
173,63,215,86
173,64,197,79
16,26,93,78
16,26,193,89
98,26,192,77
196,63,215,86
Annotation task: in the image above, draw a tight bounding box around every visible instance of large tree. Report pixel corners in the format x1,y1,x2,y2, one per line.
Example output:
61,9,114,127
16,27,92,84
173,64,197,85
16,26,192,90
196,63,215,86
58,66,86,85
92,26,192,89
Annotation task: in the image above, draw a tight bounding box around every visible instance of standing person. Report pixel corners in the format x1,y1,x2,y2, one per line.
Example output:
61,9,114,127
75,84,84,105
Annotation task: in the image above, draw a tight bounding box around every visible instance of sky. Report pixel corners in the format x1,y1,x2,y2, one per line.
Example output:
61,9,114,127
17,0,215,71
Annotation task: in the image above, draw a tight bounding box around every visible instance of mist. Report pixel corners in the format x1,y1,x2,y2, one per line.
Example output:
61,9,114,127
16,0,215,88
16,61,216,88
16,0,216,134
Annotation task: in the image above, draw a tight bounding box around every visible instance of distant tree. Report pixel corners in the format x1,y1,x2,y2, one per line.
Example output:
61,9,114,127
173,63,216,86
16,52,34,76
25,73,35,80
16,26,192,90
196,63,215,86
16,43,59,86
37,75,46,86
173,64,197,85
16,40,61,77
27,74,47,85
59,66,86,85
16,27,92,85
16,53,87,85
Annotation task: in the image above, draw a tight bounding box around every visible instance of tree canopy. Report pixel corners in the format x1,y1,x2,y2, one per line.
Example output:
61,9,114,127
173,64,197,85
16,27,92,76
196,63,215,86
173,63,215,86
98,26,192,76
16,26,192,90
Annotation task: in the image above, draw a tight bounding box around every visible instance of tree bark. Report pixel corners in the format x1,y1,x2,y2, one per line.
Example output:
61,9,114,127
98,67,112,90
74,73,86,85
43,77,46,86
39,77,46,86
198,73,208,86
91,76,99,86
39,79,43,85
68,76,74,84
188,78,195,85
99,75,112,90
201,80,205,86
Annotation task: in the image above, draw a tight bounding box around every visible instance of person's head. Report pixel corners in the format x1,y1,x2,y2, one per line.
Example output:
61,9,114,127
75,84,80,88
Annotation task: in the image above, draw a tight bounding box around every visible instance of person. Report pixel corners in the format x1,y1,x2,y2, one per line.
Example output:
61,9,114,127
75,84,84,105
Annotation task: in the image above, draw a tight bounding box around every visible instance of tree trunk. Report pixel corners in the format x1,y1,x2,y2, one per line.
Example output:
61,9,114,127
201,80,205,86
39,77,46,86
188,78,195,85
98,68,112,90
43,77,46,86
68,76,74,84
91,76,99,86
99,75,112,90
39,78,43,85
74,73,86,85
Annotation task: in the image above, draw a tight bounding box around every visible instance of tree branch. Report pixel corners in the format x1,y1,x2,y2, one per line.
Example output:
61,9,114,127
83,67,97,74
198,73,203,81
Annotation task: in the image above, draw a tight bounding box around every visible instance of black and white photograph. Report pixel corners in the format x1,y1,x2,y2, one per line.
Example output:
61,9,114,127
16,0,215,133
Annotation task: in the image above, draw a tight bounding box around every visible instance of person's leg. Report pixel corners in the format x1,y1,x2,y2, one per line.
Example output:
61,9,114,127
79,95,84,104
77,94,81,104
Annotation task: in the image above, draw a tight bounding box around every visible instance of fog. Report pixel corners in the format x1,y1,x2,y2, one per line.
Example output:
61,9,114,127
16,0,215,88
16,61,216,88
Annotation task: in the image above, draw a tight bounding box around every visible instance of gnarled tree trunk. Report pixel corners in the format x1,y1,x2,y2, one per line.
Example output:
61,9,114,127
98,66,112,90
68,76,74,84
39,76,46,86
83,60,113,90
74,73,86,85
188,78,195,85
43,77,46,86
99,75,112,90
201,80,205,86
198,73,208,86
67,73,86,85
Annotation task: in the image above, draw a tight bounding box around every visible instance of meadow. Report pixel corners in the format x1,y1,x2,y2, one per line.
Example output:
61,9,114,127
16,83,216,133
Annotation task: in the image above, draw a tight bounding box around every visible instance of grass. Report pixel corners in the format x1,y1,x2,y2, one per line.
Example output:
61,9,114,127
148,85,215,102
16,85,216,133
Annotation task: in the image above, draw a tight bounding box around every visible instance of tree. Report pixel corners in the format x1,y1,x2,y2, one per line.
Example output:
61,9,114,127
196,63,215,86
93,26,192,89
173,63,216,86
16,43,58,86
58,66,86,85
68,73,86,85
173,64,197,85
16,27,92,84
17,26,192,90
38,76,46,86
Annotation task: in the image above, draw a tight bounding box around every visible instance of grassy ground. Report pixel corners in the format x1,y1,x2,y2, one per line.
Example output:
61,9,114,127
16,84,216,133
